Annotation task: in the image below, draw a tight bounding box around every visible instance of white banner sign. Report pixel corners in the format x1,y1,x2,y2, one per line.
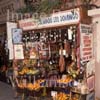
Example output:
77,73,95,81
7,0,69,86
19,8,80,30
7,22,17,60
38,8,80,29
80,24,93,62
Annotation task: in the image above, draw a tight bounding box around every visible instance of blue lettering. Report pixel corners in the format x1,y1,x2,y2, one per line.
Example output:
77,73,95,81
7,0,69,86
67,15,73,20
74,12,78,19
60,13,78,22
53,17,59,23
60,15,66,22
40,12,79,25
41,17,52,24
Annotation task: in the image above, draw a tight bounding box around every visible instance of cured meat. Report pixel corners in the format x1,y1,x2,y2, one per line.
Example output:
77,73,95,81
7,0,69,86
64,40,71,55
59,47,65,73
72,47,76,61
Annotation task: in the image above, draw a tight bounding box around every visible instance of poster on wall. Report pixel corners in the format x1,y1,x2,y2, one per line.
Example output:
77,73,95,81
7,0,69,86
7,22,17,60
87,75,95,92
80,24,93,63
86,59,95,77
38,42,49,59
14,44,24,59
30,47,39,59
12,28,22,44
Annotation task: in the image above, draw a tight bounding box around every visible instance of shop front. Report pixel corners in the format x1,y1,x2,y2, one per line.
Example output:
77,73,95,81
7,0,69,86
7,6,94,100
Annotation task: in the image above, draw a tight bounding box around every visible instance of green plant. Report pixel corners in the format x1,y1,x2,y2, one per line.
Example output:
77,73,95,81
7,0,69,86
17,4,36,13
36,0,62,14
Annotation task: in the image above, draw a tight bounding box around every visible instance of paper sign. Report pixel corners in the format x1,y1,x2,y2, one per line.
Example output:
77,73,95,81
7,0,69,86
87,75,95,92
14,44,24,59
51,91,57,97
80,24,93,62
86,59,95,77
12,28,22,44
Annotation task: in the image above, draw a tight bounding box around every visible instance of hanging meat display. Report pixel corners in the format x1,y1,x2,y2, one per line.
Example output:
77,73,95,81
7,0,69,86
59,46,65,73
71,47,76,61
64,40,71,57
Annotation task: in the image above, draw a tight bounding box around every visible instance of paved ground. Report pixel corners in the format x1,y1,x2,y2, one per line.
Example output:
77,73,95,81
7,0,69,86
0,81,53,100
0,81,21,100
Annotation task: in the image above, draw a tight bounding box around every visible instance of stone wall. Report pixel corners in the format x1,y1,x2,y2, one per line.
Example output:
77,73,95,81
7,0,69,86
0,0,25,23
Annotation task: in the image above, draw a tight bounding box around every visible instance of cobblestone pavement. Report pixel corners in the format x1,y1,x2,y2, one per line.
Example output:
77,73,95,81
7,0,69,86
0,81,53,100
0,81,21,100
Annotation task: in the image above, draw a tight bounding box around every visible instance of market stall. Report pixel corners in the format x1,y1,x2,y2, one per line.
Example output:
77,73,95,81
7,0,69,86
8,6,94,100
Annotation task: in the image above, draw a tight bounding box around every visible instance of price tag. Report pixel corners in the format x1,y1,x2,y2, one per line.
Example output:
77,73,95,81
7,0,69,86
51,91,57,97
62,75,67,80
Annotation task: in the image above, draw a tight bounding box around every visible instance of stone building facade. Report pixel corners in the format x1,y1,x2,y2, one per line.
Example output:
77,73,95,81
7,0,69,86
0,0,25,23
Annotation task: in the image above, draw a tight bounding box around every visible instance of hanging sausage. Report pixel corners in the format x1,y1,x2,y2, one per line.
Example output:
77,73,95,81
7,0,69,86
64,40,71,57
59,46,65,73
71,46,76,62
